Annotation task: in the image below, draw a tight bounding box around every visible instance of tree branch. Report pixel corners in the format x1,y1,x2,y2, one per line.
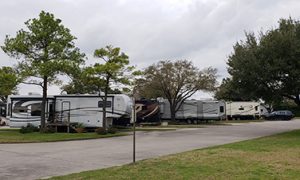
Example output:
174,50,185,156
21,81,43,88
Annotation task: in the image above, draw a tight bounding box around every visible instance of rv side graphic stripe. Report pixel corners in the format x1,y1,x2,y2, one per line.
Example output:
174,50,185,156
10,119,41,122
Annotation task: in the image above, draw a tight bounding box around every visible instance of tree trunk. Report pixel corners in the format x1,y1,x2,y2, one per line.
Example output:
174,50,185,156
294,94,300,106
170,105,176,122
102,95,107,130
102,76,110,130
40,76,48,131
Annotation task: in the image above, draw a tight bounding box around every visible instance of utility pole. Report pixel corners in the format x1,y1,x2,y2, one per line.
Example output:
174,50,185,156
132,97,136,163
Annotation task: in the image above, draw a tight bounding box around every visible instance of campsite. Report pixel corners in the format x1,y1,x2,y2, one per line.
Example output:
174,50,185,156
1,1,300,180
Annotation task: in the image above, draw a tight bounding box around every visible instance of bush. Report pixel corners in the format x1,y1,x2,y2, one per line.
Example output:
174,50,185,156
95,127,107,135
40,127,56,133
19,124,39,134
74,123,85,128
107,127,117,134
74,123,85,133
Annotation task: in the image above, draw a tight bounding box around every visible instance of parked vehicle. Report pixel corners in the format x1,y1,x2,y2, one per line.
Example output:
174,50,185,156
158,98,226,123
226,101,268,120
135,99,160,123
6,93,276,127
262,110,294,120
6,94,132,128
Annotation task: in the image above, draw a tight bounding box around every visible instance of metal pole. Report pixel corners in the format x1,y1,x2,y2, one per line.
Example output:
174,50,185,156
132,97,136,163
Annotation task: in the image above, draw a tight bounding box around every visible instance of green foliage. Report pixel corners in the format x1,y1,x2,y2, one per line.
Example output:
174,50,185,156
2,11,85,81
0,129,127,143
1,11,85,129
74,123,85,128
0,66,19,102
91,45,136,91
73,123,86,133
19,124,39,134
138,60,217,121
215,78,252,101
62,45,138,96
272,100,300,117
61,67,122,94
225,17,300,105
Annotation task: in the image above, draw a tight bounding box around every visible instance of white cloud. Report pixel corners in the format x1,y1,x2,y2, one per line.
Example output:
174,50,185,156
1,0,300,97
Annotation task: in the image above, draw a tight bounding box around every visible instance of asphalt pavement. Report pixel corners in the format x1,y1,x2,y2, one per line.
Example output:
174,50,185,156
1,120,300,180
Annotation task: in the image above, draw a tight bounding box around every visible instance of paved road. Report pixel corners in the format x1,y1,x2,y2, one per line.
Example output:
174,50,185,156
1,120,300,180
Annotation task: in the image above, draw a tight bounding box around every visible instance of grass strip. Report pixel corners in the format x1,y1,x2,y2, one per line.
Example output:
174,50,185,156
49,129,300,180
0,129,127,143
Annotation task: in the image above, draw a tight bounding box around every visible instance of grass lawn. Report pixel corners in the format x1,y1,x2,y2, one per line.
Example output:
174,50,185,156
0,126,179,143
49,129,300,180
0,129,127,143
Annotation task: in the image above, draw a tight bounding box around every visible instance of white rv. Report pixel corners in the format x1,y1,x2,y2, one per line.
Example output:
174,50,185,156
54,94,132,127
158,98,226,123
225,101,268,120
6,94,132,128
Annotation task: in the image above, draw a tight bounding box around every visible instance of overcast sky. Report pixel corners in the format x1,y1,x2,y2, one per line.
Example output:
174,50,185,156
1,0,300,98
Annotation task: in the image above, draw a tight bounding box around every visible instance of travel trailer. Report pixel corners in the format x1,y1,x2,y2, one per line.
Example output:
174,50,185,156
6,94,132,128
158,98,226,123
225,101,268,120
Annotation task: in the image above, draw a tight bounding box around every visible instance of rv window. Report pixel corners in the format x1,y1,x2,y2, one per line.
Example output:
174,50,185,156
0,106,5,117
31,103,42,116
98,101,112,108
238,107,244,111
220,106,224,113
7,103,11,116
13,105,27,113
48,103,54,120
255,106,258,111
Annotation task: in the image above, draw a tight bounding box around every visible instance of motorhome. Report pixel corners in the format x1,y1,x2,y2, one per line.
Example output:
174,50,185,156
6,94,132,128
225,101,268,120
158,98,226,123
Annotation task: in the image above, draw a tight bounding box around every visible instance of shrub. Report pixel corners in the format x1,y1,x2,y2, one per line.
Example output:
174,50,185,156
40,127,56,133
19,124,39,134
107,127,117,134
74,123,85,133
75,123,85,128
75,127,85,133
95,127,107,135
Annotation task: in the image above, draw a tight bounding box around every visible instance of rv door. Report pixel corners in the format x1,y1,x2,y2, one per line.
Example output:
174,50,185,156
61,101,70,124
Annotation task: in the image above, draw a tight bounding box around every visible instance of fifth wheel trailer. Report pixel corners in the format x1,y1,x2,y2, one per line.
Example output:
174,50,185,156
6,94,132,128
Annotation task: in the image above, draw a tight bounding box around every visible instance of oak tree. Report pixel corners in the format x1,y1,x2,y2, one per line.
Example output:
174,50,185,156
223,18,300,106
140,60,217,121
